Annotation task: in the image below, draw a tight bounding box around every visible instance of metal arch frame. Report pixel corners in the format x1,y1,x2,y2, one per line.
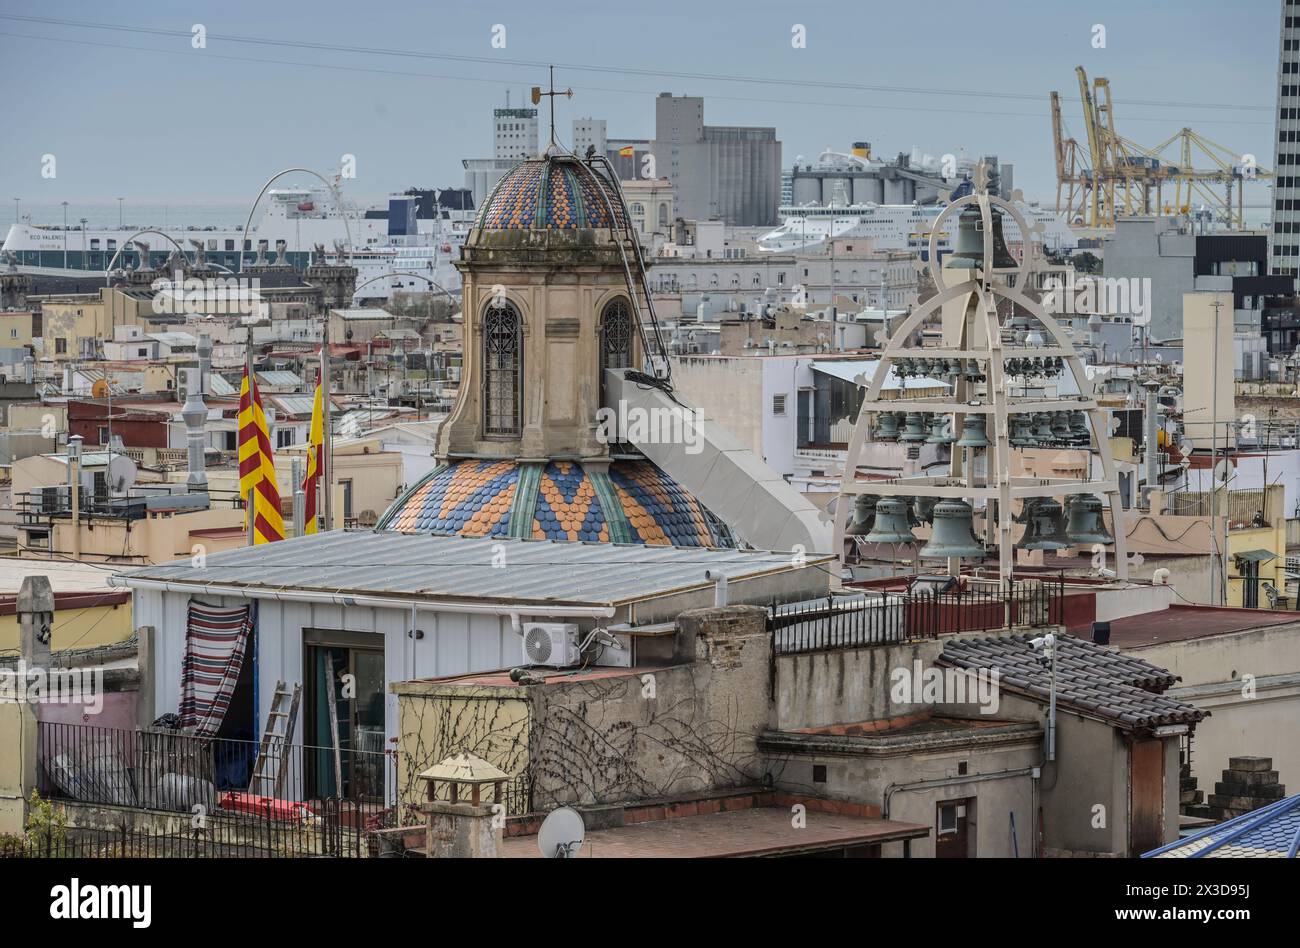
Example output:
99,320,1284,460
102,229,192,283
237,168,354,273
832,188,1129,589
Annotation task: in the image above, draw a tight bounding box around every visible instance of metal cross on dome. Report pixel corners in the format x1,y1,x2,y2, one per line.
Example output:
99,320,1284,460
532,65,573,147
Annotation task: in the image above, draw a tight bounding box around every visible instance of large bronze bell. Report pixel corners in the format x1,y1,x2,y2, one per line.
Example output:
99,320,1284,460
862,497,917,544
899,411,928,443
945,204,1019,271
1031,412,1055,441
919,499,985,559
876,412,900,441
1068,410,1090,446
955,414,991,449
926,414,954,444
1010,414,1036,447
1016,498,1070,550
1065,494,1113,544
847,494,878,535
1051,411,1072,441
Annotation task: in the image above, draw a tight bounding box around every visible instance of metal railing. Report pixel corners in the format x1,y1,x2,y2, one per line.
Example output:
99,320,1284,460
769,576,1064,656
0,799,376,859
35,722,399,857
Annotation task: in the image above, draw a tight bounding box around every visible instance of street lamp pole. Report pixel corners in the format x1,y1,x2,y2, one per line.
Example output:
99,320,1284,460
61,201,69,268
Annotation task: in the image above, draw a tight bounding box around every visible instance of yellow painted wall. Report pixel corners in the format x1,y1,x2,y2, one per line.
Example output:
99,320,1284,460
0,600,132,654
392,682,531,813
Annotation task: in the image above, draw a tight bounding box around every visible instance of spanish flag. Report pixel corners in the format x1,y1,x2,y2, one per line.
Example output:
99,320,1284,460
618,144,634,158
238,366,284,544
301,383,324,534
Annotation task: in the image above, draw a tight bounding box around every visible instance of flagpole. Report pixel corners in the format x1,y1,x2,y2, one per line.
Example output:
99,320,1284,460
320,311,332,531
245,335,255,546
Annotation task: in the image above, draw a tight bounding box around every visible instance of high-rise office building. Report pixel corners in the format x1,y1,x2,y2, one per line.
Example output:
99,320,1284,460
1272,0,1300,277
494,105,539,160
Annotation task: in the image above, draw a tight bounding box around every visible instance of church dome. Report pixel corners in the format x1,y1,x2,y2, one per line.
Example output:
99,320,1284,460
474,155,627,232
377,459,734,548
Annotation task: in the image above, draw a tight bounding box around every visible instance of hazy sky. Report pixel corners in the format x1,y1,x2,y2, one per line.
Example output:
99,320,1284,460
0,0,1280,210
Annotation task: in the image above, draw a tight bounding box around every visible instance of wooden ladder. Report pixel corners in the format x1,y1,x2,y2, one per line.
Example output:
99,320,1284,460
248,680,301,798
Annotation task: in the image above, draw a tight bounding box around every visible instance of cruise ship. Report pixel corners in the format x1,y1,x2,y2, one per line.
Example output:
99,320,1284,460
1,185,472,300
756,198,1079,256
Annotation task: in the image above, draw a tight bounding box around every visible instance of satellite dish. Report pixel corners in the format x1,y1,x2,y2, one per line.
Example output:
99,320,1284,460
1213,459,1232,484
91,378,110,398
106,454,137,496
537,806,585,859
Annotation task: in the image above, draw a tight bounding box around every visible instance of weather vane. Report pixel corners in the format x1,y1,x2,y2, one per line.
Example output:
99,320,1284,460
532,65,572,148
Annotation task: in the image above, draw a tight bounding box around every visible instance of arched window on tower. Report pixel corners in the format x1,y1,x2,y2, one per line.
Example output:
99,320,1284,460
482,299,522,437
600,298,634,399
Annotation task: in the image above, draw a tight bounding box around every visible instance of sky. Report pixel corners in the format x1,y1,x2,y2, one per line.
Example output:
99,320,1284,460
0,0,1281,213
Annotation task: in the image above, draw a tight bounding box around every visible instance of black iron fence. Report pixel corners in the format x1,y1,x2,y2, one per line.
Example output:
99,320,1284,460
0,801,377,859
34,722,401,857
769,576,1065,655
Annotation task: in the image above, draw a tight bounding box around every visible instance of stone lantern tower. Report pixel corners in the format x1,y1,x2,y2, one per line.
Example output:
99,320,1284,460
437,149,642,462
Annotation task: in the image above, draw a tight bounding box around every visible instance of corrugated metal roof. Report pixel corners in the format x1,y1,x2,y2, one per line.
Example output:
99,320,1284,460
268,394,316,417
257,370,303,387
116,531,831,607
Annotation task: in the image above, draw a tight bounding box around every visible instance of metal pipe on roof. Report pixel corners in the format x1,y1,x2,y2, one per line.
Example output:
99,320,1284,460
107,575,617,619
882,767,1037,820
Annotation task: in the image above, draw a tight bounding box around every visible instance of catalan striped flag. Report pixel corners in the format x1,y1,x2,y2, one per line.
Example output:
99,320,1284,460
238,366,284,544
301,383,324,534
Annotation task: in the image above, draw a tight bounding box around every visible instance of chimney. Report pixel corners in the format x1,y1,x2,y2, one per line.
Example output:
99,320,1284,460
197,333,212,396
181,367,208,491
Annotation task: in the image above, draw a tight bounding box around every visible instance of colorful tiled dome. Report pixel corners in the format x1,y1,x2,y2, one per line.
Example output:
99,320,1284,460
475,156,626,231
377,459,734,548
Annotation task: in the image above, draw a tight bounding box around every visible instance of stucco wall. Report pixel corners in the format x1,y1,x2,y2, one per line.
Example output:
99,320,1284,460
1128,621,1300,789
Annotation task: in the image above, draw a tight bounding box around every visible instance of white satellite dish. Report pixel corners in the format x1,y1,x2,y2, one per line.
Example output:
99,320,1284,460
537,806,585,859
106,454,137,496
1213,459,1232,484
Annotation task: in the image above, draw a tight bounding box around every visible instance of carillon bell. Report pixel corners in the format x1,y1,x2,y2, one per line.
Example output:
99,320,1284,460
919,500,985,559
955,414,991,449
1015,498,1070,550
1010,414,1036,447
876,411,901,441
899,411,928,442
1013,497,1041,524
926,414,954,444
1068,410,1090,445
911,495,937,525
944,204,1019,271
1065,494,1113,544
863,497,917,544
1031,412,1055,441
847,494,878,535
1051,411,1072,441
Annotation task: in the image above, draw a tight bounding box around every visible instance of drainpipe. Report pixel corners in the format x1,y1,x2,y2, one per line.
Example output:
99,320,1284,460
882,768,1037,820
1142,380,1159,508
67,434,83,561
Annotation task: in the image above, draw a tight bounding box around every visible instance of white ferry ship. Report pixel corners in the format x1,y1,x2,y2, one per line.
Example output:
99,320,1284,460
2,186,473,300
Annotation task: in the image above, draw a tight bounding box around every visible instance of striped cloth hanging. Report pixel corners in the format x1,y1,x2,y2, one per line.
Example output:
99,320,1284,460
177,600,253,737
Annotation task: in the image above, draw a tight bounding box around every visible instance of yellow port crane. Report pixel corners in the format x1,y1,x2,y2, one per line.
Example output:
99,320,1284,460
1051,66,1272,230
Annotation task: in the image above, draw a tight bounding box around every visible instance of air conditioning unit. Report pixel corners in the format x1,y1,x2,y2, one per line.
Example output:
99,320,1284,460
521,622,581,668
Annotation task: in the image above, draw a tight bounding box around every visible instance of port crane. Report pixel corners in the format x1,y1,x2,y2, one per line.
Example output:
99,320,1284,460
1051,66,1271,229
